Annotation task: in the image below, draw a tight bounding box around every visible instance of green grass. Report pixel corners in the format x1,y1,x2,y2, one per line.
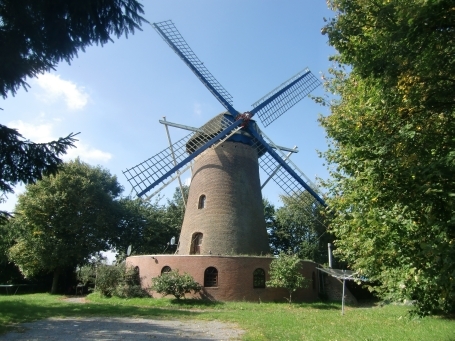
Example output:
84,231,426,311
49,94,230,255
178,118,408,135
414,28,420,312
0,293,454,340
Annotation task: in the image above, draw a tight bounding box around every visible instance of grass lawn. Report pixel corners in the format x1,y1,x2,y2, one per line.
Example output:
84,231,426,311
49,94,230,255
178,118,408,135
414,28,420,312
0,293,453,340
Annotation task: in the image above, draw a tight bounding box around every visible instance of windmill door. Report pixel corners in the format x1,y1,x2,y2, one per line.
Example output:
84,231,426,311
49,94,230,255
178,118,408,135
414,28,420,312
191,233,203,255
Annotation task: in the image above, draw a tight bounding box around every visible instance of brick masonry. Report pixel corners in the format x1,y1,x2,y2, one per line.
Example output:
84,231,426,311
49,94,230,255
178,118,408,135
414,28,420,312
127,255,321,302
178,141,270,256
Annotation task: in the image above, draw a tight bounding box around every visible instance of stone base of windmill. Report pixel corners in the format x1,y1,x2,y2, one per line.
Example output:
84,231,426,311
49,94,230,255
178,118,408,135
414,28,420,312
127,255,323,302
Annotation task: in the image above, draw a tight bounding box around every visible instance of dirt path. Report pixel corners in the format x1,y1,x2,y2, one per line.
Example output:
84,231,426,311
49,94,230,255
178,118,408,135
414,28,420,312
2,317,244,340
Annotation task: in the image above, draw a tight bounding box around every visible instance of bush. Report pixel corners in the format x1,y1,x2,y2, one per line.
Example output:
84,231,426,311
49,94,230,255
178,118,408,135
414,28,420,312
77,262,149,298
151,270,201,299
266,251,309,303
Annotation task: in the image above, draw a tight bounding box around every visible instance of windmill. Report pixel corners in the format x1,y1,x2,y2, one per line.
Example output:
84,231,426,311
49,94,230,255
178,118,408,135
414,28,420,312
124,20,326,256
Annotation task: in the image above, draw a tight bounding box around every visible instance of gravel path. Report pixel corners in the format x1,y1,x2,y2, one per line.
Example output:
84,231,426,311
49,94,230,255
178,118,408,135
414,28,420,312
2,317,244,340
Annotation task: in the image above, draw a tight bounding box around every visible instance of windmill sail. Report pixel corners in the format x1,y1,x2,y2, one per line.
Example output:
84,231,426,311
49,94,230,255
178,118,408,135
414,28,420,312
251,68,321,127
152,20,237,116
245,125,325,207
124,114,242,197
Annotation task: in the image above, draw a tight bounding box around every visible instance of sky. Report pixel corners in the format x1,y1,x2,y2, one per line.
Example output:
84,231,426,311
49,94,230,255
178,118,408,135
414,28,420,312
1,0,336,213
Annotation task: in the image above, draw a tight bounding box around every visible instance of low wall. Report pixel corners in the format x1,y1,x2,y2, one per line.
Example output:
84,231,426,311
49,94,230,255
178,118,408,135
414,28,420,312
127,255,321,302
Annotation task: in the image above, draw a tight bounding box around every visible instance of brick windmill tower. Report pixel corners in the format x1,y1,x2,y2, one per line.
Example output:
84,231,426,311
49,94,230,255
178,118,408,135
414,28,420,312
124,21,326,302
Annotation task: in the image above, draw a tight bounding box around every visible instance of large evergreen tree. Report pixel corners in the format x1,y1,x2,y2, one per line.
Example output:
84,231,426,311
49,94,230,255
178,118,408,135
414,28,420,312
320,0,455,315
0,0,147,97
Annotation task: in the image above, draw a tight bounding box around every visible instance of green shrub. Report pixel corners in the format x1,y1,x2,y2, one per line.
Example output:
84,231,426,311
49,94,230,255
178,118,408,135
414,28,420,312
77,262,149,298
151,270,201,299
266,251,309,303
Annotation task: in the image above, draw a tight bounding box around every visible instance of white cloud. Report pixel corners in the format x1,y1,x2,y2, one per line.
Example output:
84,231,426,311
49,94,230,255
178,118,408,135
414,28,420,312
8,120,112,164
8,120,54,143
184,176,191,186
64,141,112,164
35,73,89,110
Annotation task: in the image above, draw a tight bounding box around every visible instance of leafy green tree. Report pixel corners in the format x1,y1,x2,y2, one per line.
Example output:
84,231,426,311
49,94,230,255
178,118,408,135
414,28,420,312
266,251,309,303
78,261,149,298
163,186,189,233
319,0,455,315
8,159,122,293
151,270,201,300
267,193,331,263
263,198,277,232
0,0,147,220
114,197,180,256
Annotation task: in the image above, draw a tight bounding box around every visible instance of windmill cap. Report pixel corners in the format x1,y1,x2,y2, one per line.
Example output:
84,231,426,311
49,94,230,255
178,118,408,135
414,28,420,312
186,112,266,156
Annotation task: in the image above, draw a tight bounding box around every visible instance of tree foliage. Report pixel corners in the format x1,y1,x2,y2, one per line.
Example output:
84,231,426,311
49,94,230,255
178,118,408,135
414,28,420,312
8,159,122,293
0,126,78,222
114,197,180,256
151,270,201,300
78,261,149,298
0,0,147,98
319,0,455,315
266,251,308,303
266,194,331,263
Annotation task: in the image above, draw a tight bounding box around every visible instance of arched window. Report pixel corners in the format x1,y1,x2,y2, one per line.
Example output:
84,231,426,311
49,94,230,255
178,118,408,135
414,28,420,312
253,268,266,288
190,232,203,255
204,267,218,287
161,266,172,275
198,195,206,209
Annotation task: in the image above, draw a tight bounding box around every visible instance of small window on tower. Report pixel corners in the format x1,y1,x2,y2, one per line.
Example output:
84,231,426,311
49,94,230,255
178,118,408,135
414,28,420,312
190,233,203,255
198,195,206,209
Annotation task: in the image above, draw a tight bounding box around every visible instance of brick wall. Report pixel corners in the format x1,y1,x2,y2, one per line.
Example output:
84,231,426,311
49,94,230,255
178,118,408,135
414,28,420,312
178,141,270,256
127,255,321,302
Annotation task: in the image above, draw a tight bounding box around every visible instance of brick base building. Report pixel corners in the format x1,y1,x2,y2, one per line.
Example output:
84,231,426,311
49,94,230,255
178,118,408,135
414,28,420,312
127,254,324,302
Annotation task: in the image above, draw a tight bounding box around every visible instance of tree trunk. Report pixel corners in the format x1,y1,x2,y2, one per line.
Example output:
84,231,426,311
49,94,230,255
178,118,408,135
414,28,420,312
51,270,60,294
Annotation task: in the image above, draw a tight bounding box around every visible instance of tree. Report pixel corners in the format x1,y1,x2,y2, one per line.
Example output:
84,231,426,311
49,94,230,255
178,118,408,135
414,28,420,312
0,125,77,222
163,186,189,233
78,261,149,298
266,251,308,303
8,159,123,293
151,270,201,300
114,197,180,256
319,0,455,315
266,194,331,263
0,0,147,98
0,0,147,220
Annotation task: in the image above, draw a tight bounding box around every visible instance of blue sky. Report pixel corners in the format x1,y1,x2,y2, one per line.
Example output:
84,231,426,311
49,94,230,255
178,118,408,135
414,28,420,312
2,0,336,211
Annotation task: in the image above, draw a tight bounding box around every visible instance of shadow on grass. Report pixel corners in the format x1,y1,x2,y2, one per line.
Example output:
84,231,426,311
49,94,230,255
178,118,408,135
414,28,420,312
168,298,225,307
0,298,204,334
269,301,341,311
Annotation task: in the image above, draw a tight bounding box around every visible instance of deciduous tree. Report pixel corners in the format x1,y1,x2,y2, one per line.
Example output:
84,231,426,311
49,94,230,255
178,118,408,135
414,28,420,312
114,197,180,256
266,251,308,303
319,0,455,315
8,159,122,293
266,194,331,263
